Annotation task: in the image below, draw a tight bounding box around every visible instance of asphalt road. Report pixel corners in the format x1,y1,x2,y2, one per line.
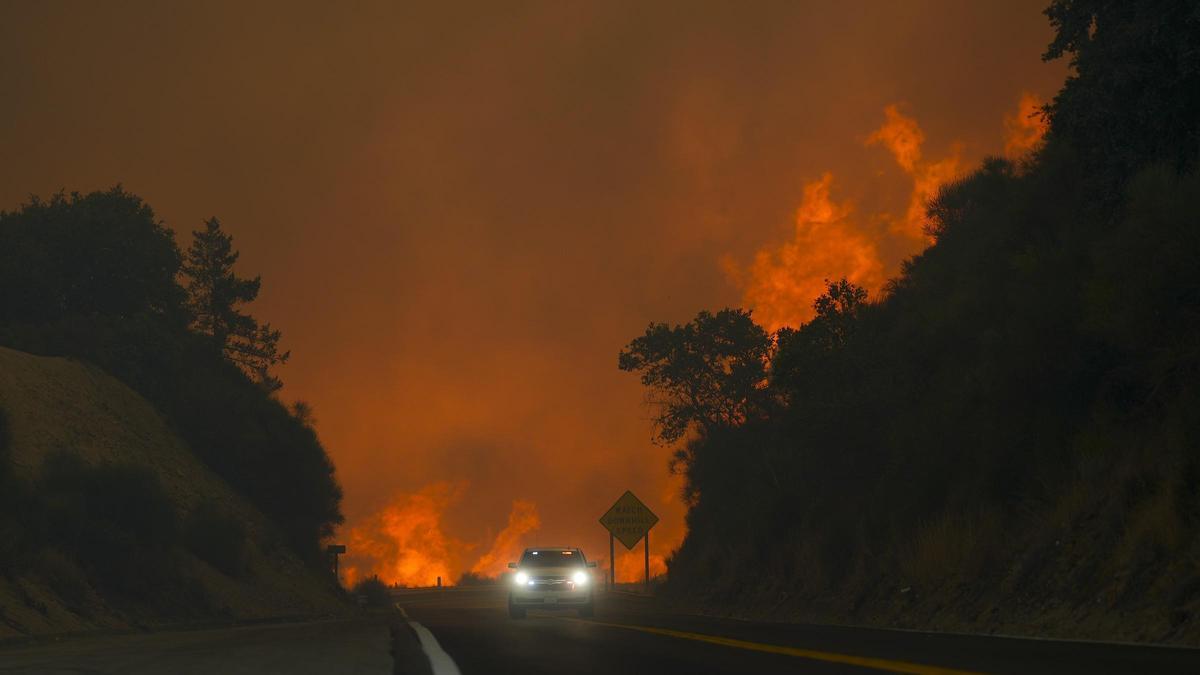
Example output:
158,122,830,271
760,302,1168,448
4,588,1200,674
0,617,393,674
394,586,1200,675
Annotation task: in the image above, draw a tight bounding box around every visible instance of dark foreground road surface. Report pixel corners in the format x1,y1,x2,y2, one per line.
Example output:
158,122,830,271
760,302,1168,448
394,587,1200,675
0,616,392,674
4,587,1200,674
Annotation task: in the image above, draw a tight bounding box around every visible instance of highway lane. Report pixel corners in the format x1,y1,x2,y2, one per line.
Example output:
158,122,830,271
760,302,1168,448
0,616,393,674
395,587,1200,675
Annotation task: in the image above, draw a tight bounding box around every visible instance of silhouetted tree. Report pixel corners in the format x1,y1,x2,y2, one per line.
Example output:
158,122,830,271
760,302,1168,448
771,279,868,394
182,218,289,391
1043,0,1200,184
618,308,771,446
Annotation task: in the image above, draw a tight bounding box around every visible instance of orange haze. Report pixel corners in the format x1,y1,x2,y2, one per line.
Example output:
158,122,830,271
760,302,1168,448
0,1,1066,587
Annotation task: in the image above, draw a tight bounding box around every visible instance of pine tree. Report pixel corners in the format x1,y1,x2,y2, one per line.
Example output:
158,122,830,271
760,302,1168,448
182,218,289,391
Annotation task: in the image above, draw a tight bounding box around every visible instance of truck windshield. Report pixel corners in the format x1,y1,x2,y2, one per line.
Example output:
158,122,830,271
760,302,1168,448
520,550,586,567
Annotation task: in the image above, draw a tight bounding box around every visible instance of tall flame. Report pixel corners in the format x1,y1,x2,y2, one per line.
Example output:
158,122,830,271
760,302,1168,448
726,172,884,332
342,481,465,588
867,103,925,173
867,104,964,242
728,101,978,331
341,484,543,587
1003,92,1048,158
469,499,541,575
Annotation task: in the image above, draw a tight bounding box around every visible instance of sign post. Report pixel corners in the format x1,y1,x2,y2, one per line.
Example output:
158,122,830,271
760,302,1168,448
327,544,347,581
599,490,659,592
609,531,615,589
644,528,650,593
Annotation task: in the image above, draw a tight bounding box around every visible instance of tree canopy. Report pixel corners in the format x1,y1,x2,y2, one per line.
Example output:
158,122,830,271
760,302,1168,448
618,308,771,445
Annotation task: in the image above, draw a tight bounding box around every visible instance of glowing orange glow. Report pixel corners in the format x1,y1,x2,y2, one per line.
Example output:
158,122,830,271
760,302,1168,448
727,172,885,332
469,499,542,575
1004,92,1049,158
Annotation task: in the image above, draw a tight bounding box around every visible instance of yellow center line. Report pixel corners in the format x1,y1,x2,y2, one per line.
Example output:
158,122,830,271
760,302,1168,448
562,617,987,675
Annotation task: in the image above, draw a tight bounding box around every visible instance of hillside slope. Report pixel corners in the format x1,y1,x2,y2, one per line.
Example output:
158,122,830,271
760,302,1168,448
626,2,1200,647
0,346,349,639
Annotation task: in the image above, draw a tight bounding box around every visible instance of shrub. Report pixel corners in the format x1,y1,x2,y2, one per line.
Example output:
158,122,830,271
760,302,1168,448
352,576,391,608
456,571,497,586
37,453,182,599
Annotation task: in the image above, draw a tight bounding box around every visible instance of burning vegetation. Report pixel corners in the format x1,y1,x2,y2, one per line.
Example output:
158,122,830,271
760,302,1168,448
342,483,542,588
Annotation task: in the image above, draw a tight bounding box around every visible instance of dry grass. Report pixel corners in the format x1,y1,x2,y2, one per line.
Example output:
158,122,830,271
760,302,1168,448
0,345,350,635
899,510,1001,588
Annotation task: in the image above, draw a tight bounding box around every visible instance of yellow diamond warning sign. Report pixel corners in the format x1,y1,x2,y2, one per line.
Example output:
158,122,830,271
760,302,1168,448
599,490,658,550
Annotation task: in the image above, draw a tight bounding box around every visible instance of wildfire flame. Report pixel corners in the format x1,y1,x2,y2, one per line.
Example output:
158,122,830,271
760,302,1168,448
728,101,979,330
727,172,884,332
340,483,541,587
867,104,965,242
342,482,466,588
1003,92,1049,158
615,549,668,582
469,499,541,576
867,103,925,173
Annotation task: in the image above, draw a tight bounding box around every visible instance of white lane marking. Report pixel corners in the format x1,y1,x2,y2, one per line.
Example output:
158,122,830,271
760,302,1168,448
409,619,463,675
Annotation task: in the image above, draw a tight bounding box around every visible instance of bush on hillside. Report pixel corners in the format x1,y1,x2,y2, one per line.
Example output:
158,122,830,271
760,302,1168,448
352,576,391,608
36,453,183,601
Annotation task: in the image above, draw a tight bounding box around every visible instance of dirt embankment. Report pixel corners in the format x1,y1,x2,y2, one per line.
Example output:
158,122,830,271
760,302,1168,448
0,346,350,640
663,468,1200,648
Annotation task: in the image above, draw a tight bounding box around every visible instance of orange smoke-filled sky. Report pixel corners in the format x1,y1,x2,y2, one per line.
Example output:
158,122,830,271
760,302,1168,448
0,1,1064,584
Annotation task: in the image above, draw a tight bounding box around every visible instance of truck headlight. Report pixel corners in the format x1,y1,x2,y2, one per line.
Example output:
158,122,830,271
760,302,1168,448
514,571,529,585
572,571,588,585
